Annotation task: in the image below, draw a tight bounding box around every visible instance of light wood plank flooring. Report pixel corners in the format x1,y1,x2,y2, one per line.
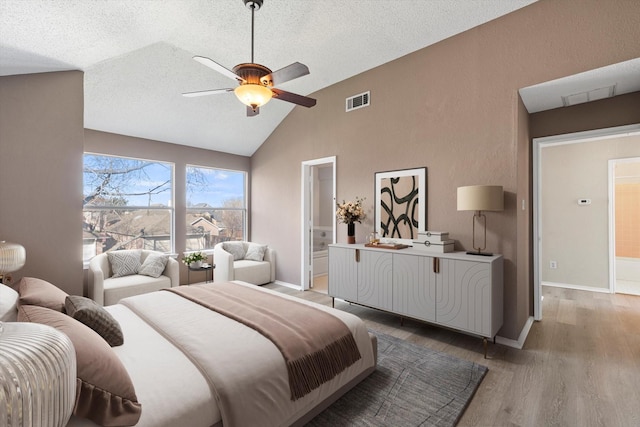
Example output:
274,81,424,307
265,284,640,427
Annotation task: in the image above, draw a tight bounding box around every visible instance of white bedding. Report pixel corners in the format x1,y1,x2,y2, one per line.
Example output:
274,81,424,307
67,281,375,427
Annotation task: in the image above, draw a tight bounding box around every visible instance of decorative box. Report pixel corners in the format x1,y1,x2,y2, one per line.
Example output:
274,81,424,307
411,239,455,253
416,231,449,243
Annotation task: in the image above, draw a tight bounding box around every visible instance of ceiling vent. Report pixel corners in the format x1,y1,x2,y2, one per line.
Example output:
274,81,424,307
561,84,616,107
346,91,370,112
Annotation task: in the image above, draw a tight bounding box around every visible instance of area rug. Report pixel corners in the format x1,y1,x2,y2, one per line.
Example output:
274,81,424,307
306,331,488,427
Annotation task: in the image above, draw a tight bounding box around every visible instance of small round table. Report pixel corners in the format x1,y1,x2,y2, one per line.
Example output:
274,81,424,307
187,263,215,285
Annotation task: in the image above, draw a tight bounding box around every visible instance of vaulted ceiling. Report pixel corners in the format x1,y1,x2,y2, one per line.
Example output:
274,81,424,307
1,1,547,155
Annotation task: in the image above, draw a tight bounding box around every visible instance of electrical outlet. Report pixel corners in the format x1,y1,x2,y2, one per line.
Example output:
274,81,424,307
550,261,557,269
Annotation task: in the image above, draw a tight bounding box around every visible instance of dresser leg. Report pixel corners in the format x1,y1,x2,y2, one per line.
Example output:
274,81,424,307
483,337,488,359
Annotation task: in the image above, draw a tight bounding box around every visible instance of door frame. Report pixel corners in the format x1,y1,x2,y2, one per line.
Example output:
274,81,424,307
533,124,640,320
301,156,336,290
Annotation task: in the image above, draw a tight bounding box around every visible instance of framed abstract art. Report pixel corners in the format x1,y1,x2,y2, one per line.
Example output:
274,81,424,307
374,167,427,244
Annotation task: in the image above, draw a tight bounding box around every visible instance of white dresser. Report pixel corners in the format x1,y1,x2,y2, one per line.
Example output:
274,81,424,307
328,243,503,353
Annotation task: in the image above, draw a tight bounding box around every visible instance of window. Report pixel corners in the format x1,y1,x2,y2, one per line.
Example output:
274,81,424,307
83,154,173,261
186,166,246,251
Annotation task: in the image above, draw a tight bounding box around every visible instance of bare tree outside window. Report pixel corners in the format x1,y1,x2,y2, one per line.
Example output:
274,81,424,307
83,154,173,260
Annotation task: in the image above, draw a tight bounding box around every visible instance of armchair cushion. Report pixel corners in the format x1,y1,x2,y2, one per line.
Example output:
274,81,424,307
108,250,142,278
138,253,169,278
244,243,267,261
222,241,246,261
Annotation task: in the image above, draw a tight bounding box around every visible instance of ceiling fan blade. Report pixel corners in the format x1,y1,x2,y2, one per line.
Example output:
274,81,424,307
271,88,317,108
182,88,234,97
193,56,244,83
260,62,310,86
247,106,259,117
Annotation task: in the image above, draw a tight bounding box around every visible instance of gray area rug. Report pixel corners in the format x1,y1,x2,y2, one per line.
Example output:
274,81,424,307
307,331,488,427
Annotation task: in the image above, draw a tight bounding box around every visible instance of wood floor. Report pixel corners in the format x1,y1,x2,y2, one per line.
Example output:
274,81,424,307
265,284,640,427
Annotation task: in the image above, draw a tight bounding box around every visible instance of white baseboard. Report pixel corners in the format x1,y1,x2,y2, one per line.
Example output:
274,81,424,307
273,280,302,291
542,281,611,293
496,316,534,350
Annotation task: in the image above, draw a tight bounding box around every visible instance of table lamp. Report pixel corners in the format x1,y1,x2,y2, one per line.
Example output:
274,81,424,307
0,241,26,284
457,185,504,256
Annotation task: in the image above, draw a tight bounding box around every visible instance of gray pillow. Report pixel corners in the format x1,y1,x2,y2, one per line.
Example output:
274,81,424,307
108,250,142,278
244,243,267,262
65,295,124,347
222,241,246,261
138,253,169,278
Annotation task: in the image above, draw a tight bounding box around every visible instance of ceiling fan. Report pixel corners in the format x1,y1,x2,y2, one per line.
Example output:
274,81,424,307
183,0,316,117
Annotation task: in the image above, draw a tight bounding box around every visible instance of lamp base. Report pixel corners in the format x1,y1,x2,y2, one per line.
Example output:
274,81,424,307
466,251,494,256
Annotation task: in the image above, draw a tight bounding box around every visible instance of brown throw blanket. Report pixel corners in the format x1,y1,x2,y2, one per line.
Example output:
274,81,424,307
166,282,361,400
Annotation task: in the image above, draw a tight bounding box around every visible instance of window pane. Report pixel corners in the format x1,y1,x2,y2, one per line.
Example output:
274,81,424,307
84,154,172,207
83,209,172,257
186,209,245,251
83,153,174,261
186,166,246,251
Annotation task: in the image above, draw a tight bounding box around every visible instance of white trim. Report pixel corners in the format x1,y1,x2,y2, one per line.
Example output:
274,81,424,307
496,316,534,350
532,124,640,321
301,157,336,291
273,280,302,291
542,281,611,294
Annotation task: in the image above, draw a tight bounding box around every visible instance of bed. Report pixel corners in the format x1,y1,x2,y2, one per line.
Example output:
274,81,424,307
6,278,376,427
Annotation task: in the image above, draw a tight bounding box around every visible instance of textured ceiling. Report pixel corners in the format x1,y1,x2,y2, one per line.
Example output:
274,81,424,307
1,0,545,155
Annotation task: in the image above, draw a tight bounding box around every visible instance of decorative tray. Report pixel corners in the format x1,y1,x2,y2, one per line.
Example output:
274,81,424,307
364,243,410,250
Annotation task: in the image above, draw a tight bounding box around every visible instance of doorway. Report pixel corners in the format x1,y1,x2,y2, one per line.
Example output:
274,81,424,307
610,157,640,296
301,157,336,292
533,124,640,320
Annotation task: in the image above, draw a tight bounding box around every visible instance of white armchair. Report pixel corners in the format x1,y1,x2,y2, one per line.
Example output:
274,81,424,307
88,250,179,306
213,241,275,285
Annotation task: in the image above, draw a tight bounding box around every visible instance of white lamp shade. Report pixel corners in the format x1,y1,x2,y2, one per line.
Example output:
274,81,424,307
0,322,76,427
0,241,26,274
234,84,273,108
457,185,504,212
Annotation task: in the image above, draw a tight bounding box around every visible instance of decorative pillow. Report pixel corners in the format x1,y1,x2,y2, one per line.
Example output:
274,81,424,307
222,241,246,261
244,243,267,262
18,304,142,426
17,277,68,312
0,284,19,322
138,253,169,278
65,295,124,347
108,250,142,278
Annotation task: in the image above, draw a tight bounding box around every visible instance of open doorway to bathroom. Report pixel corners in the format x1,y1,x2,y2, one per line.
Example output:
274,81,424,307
301,157,336,293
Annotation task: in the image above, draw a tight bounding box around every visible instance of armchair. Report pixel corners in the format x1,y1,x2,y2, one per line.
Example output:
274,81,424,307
88,250,179,306
213,241,275,285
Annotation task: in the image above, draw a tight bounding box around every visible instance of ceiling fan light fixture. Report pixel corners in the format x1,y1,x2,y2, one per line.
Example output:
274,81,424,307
234,83,273,111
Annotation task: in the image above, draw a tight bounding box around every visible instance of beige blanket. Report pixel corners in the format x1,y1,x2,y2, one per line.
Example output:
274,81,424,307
167,282,361,400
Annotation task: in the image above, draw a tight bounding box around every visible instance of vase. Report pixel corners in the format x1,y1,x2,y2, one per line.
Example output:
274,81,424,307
347,222,356,244
191,260,203,269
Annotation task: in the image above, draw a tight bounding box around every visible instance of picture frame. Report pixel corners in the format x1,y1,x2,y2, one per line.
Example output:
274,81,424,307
374,167,427,244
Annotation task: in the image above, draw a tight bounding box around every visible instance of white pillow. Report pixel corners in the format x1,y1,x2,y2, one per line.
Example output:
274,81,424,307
138,253,169,278
244,243,267,262
222,242,246,261
107,250,142,278
0,283,19,322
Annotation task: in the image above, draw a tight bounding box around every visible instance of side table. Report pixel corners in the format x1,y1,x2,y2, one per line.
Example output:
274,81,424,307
187,263,215,285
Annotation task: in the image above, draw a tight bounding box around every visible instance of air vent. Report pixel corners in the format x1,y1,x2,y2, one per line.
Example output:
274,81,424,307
346,91,370,112
561,85,616,107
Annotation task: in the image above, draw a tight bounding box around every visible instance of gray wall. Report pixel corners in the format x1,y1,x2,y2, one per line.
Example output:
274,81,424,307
541,134,640,289
0,71,85,293
250,0,640,340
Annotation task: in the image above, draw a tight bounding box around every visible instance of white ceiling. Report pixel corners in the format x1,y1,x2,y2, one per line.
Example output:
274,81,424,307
3,1,635,157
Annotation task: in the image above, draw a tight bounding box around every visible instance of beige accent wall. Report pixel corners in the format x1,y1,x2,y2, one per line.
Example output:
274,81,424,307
83,130,251,286
251,0,640,339
540,135,640,289
0,71,85,293
615,161,640,259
